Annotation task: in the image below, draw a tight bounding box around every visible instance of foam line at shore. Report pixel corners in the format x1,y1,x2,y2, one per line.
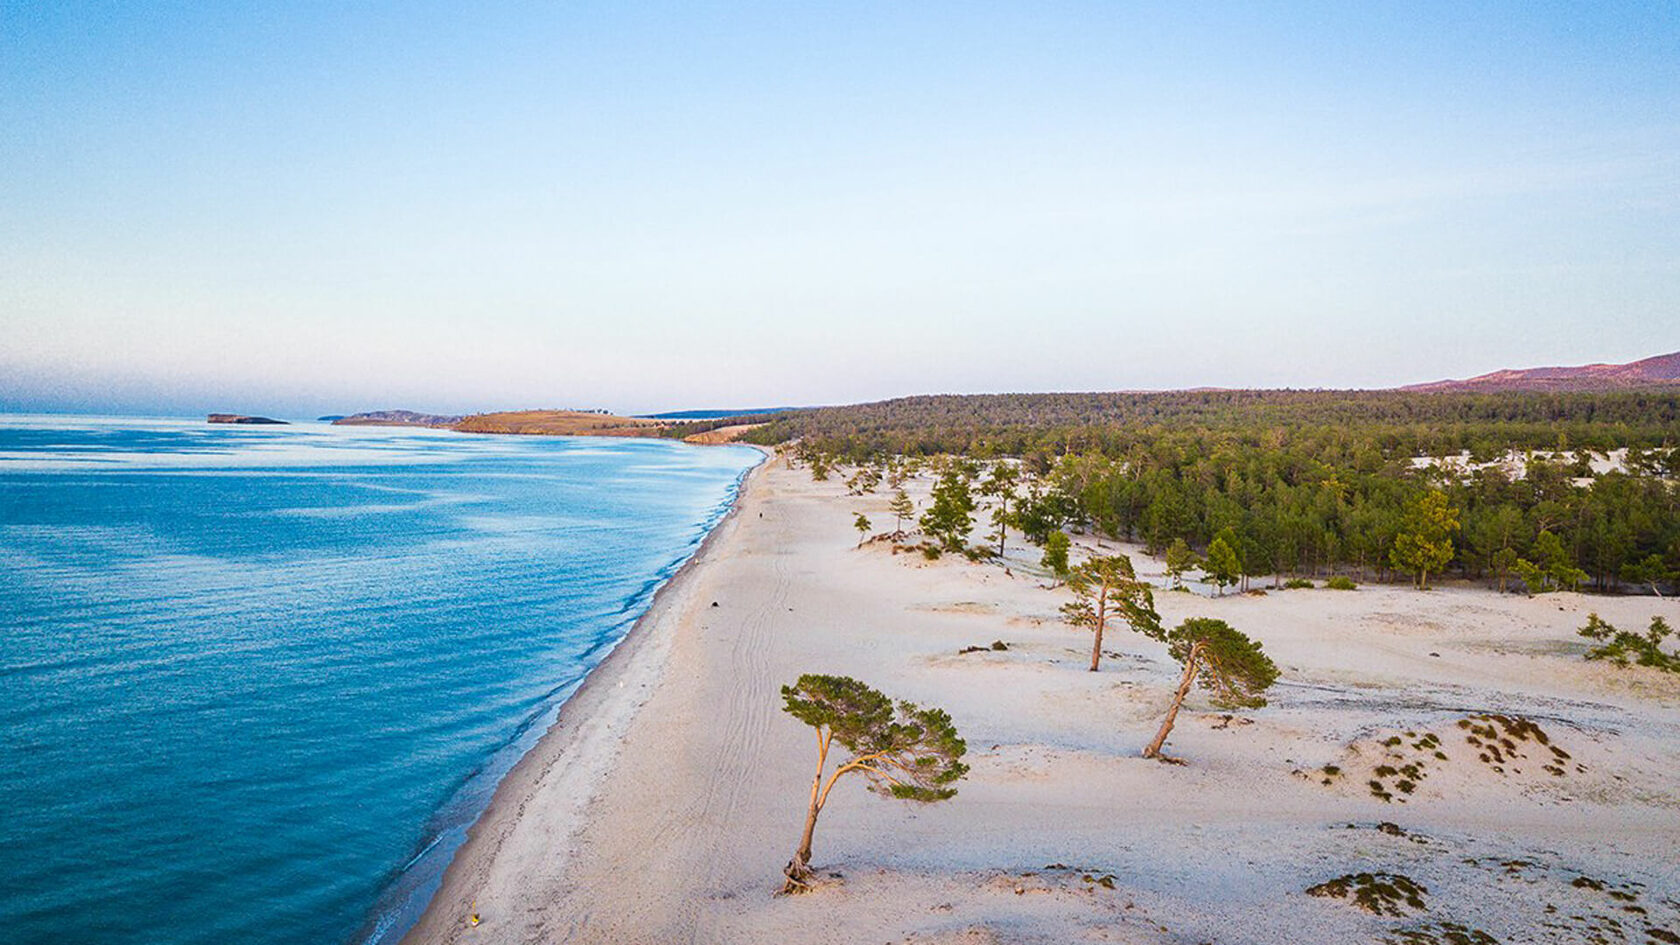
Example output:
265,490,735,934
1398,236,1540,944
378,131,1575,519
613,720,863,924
383,446,768,945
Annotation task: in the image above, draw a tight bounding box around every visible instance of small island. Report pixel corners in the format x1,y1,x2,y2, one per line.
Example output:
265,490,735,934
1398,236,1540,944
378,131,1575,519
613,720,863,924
332,410,463,428
207,414,287,425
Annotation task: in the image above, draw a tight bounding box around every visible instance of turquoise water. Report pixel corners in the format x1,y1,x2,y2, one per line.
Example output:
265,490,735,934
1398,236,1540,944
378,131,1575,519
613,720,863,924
0,416,760,945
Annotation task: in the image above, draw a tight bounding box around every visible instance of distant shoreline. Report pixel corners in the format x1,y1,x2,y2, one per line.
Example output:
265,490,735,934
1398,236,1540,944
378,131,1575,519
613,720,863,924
330,408,765,445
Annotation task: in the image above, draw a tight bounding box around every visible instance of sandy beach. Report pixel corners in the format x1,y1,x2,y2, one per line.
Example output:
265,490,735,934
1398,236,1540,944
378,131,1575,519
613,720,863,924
403,453,1680,945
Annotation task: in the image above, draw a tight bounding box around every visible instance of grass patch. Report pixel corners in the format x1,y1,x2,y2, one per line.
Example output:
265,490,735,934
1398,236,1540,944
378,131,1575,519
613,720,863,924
1307,872,1428,916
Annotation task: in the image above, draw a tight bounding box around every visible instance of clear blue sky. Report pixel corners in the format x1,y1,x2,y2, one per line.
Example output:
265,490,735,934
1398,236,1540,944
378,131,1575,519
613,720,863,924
3,1,1676,416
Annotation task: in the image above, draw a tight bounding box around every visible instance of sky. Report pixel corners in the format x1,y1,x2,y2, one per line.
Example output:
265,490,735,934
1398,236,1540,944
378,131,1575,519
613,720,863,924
2,1,1677,417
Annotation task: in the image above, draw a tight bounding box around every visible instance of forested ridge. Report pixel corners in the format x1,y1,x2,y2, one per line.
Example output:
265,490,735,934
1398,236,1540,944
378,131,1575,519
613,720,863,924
745,388,1680,594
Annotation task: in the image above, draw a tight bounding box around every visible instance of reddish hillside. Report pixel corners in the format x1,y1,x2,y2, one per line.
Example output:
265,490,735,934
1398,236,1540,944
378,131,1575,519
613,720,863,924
1403,351,1680,393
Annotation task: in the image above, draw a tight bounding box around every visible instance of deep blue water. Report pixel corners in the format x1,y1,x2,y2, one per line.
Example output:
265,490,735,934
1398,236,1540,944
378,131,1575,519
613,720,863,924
0,416,760,945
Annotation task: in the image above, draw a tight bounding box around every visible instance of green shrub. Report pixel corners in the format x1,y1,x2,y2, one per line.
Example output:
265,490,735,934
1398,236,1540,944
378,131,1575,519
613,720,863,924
1579,613,1677,672
1326,576,1357,590
1285,578,1315,589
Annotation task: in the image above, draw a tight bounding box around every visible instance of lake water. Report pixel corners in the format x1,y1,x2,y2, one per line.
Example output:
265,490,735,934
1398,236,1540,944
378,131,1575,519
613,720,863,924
0,416,760,945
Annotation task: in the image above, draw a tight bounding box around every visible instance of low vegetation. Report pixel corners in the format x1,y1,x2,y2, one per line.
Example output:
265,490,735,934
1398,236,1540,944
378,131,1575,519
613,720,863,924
452,409,665,437
1319,715,1583,802
1306,871,1429,915
1381,921,1500,945
1579,613,1678,672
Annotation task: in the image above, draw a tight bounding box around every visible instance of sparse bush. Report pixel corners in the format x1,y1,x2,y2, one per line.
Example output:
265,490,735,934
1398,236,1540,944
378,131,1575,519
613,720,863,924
1306,872,1428,916
1042,531,1070,579
1578,613,1678,672
1327,576,1357,590
1285,578,1314,589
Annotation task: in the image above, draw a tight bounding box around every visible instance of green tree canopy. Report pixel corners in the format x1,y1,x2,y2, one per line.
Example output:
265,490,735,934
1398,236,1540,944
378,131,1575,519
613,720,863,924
919,469,976,552
1390,490,1460,589
1164,538,1201,589
1621,553,1673,598
1514,529,1588,595
1015,484,1077,546
1203,534,1242,595
1042,531,1071,580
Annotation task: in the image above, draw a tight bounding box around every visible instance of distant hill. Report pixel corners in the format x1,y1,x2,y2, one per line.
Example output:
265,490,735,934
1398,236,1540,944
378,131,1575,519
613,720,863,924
1403,351,1680,393
333,410,464,428
638,407,798,420
320,407,766,443
452,410,666,437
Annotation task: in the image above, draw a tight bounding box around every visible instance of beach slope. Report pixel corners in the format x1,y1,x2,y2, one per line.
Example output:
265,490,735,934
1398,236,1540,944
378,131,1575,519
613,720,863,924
405,457,1680,945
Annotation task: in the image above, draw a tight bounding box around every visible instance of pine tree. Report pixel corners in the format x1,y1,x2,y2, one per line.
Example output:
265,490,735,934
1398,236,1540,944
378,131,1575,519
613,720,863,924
888,489,915,537
1042,531,1071,580
853,513,871,547
1621,553,1673,597
1514,529,1588,594
919,469,976,552
1203,536,1241,596
1164,538,1200,589
1143,618,1279,760
779,675,968,892
980,463,1020,556
1062,553,1162,672
1390,490,1459,589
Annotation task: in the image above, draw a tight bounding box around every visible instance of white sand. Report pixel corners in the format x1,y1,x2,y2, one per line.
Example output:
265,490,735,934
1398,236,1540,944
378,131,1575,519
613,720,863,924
403,454,1680,945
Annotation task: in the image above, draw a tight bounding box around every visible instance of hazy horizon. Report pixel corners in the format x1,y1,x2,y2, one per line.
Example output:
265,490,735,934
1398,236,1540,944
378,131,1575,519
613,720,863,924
4,2,1677,417
6,343,1680,423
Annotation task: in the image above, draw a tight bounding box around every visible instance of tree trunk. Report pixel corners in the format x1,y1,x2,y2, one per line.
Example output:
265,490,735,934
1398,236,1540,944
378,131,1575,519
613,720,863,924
1088,579,1109,672
782,734,829,894
1143,645,1201,759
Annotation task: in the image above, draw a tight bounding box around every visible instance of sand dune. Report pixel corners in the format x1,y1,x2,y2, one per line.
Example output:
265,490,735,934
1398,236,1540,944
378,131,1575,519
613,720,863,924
404,454,1680,945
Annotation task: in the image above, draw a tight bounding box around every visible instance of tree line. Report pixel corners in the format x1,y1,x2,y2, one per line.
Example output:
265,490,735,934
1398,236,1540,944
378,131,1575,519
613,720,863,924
767,388,1680,594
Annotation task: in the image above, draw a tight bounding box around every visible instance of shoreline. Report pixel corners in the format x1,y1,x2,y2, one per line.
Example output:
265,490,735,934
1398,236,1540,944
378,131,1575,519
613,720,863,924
393,446,769,945
392,456,1679,944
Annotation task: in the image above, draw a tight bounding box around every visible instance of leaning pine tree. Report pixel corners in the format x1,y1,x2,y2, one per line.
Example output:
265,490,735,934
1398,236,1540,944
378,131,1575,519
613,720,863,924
1143,618,1279,760
779,674,969,893
1062,553,1162,672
